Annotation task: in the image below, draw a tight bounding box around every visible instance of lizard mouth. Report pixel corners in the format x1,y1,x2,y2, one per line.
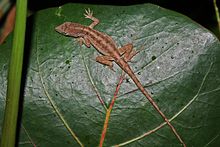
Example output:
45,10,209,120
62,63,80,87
55,25,63,34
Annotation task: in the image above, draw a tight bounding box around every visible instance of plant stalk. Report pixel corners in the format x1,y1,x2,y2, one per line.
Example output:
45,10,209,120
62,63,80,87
1,0,27,146
213,0,220,33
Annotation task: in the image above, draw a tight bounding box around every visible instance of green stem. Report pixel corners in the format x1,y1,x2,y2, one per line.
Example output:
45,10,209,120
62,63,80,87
213,0,220,33
1,0,27,146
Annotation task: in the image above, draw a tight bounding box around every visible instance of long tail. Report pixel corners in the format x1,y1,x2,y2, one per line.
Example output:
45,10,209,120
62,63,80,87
118,60,186,147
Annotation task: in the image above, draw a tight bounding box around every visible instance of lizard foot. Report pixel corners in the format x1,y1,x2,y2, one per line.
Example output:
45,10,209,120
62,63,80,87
83,8,99,28
76,37,83,46
84,8,93,19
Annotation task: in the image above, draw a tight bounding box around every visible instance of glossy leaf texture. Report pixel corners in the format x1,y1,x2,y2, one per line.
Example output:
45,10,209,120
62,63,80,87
0,3,220,147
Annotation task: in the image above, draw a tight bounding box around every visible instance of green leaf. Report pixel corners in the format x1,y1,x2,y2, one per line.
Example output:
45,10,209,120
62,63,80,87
1,3,220,147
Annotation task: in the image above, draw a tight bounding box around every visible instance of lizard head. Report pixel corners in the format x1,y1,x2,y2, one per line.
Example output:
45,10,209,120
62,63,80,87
55,22,84,37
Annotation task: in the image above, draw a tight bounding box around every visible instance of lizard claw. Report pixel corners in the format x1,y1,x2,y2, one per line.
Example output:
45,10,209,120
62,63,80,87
84,8,93,19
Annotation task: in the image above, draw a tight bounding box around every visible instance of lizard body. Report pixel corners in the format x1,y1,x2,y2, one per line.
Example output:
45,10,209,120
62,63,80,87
55,9,186,147
57,22,122,59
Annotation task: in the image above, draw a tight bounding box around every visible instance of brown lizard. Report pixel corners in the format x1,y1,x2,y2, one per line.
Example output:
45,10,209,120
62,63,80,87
55,9,186,147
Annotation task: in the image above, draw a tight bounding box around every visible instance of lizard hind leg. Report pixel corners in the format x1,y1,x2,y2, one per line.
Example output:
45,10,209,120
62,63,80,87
96,55,115,71
119,43,138,62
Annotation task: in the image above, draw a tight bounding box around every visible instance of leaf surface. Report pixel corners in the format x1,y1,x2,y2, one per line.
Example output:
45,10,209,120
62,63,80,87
0,3,220,147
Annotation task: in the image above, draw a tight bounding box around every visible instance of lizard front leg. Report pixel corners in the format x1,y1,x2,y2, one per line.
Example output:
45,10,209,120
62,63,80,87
77,36,91,48
119,43,137,62
96,55,115,70
84,8,100,29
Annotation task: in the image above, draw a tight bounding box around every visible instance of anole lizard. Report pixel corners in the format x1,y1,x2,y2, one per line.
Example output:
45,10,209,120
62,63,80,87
55,9,186,147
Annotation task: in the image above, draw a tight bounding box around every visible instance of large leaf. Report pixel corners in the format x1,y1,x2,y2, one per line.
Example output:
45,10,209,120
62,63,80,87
1,3,220,147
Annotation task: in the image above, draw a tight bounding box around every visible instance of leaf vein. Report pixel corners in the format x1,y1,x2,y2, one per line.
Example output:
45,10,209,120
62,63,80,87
113,62,213,146
36,29,84,147
80,47,107,111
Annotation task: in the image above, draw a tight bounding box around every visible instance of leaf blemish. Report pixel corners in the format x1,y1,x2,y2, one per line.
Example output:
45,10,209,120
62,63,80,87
152,56,156,61
55,6,62,17
65,59,70,64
